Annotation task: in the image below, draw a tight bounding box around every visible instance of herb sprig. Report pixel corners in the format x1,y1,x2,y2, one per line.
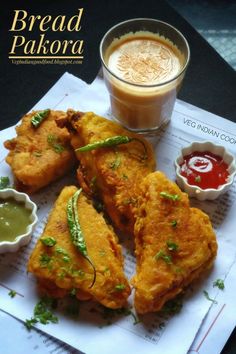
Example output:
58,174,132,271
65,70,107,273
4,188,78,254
25,297,58,330
213,278,225,290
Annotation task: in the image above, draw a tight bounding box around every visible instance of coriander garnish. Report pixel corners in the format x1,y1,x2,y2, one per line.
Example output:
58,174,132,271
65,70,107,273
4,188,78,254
0,176,10,189
33,151,42,157
160,192,180,201
31,109,50,128
39,254,53,269
167,240,179,251
40,237,57,247
109,151,121,170
213,278,225,290
195,175,201,183
161,296,183,315
155,250,172,264
170,220,177,227
114,284,125,291
8,290,16,298
47,134,65,154
122,174,128,180
203,290,217,304
25,297,58,330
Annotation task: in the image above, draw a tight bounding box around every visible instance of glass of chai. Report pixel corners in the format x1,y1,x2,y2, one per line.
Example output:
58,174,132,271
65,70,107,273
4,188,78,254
100,18,190,133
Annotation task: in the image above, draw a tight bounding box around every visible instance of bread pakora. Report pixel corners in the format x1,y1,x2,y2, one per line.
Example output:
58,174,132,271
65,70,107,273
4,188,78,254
28,186,131,309
4,110,76,193
131,171,217,314
57,111,156,235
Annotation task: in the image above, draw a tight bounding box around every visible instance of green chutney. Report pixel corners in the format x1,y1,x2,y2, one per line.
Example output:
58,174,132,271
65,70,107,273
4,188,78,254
0,198,31,242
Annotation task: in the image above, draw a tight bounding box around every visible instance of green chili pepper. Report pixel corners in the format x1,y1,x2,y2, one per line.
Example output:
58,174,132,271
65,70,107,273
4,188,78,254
31,109,50,128
75,135,147,160
67,189,96,288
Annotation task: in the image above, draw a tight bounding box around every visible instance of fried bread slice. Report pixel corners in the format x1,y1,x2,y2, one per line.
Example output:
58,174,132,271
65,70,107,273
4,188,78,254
132,171,217,314
4,110,76,193
28,186,131,309
58,110,156,235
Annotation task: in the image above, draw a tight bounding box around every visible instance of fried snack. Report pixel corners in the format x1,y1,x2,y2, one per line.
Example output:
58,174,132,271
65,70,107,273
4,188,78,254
132,171,217,314
28,186,131,309
4,110,76,193
58,111,156,235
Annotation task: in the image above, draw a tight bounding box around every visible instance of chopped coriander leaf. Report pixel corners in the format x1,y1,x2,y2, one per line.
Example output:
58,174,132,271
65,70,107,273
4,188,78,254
70,288,77,297
55,247,69,256
99,249,106,257
0,176,10,189
203,290,217,304
40,237,57,247
161,297,183,315
123,197,136,205
167,240,179,251
71,269,85,278
47,134,65,154
122,174,128,180
195,175,201,183
62,255,70,263
25,318,38,330
114,284,126,291
109,152,121,170
160,192,180,201
33,151,42,157
171,220,177,227
53,143,65,154
39,254,52,268
155,250,172,264
213,279,225,290
25,297,58,331
8,290,16,298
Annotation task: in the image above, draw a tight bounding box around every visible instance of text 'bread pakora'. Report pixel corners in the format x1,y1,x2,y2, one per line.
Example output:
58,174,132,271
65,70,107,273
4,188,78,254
4,109,76,193
57,111,156,235
131,171,217,314
28,186,131,309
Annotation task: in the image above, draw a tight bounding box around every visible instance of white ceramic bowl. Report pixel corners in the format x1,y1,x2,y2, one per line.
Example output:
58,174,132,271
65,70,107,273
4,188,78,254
0,188,38,253
175,141,236,201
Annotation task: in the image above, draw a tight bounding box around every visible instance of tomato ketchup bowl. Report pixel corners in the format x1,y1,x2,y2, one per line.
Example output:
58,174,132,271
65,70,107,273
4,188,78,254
175,141,236,201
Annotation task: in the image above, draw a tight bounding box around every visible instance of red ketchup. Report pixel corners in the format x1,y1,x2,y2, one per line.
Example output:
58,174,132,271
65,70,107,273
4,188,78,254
180,151,229,189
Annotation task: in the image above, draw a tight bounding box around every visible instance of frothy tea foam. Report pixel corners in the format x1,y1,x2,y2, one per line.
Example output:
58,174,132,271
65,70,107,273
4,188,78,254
107,37,182,85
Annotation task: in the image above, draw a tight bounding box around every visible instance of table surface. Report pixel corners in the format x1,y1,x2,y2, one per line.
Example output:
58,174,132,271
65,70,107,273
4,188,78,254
0,1,235,353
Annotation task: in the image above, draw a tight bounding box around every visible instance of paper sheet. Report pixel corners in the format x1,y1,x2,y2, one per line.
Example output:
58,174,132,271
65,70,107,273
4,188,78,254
0,72,235,354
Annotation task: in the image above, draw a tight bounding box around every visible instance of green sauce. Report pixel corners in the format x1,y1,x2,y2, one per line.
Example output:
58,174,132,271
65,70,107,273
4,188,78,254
0,198,31,242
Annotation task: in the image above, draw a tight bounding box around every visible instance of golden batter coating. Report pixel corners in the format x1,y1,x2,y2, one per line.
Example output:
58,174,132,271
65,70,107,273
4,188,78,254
59,111,156,235
132,171,217,314
4,110,76,193
28,186,131,309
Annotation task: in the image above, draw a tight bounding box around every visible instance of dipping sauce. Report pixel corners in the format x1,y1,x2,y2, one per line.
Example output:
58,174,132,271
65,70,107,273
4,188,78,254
180,151,229,189
0,198,31,242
